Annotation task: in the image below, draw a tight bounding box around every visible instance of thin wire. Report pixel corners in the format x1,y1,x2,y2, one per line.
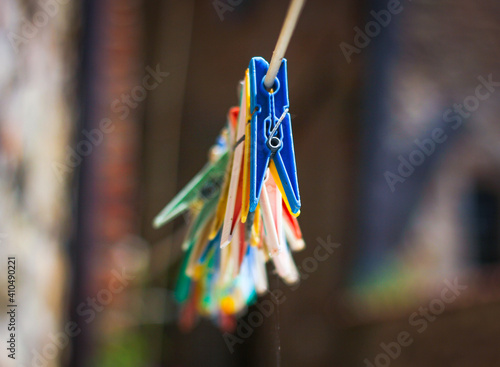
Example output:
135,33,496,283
264,0,307,90
275,272,281,367
269,108,289,139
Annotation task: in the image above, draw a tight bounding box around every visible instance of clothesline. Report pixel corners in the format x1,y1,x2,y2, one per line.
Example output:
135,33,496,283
264,0,306,90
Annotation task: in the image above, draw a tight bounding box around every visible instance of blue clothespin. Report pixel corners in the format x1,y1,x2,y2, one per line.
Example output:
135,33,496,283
248,57,300,215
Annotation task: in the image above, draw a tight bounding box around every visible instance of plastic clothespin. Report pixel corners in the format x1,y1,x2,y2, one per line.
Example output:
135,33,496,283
152,150,229,229
220,83,248,247
181,192,220,251
260,170,281,257
282,199,305,251
241,69,252,223
248,57,300,216
210,107,240,239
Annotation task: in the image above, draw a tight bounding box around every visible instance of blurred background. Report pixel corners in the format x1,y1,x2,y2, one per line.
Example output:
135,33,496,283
1,0,500,366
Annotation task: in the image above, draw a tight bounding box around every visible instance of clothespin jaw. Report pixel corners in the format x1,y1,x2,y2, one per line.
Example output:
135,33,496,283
248,57,301,216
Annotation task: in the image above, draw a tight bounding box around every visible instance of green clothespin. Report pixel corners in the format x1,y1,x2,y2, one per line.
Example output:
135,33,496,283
181,193,220,251
153,151,229,228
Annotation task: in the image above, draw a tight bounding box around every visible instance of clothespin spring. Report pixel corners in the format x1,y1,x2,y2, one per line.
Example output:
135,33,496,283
267,108,289,156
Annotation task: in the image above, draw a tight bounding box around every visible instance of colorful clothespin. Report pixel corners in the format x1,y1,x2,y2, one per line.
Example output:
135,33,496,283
153,0,308,330
248,57,301,216
153,59,305,330
220,84,248,247
153,130,229,228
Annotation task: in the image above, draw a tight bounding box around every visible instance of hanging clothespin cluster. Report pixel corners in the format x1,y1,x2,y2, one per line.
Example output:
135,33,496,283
153,58,304,330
